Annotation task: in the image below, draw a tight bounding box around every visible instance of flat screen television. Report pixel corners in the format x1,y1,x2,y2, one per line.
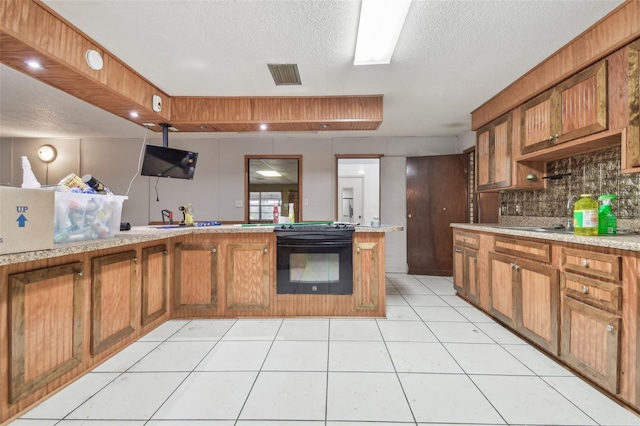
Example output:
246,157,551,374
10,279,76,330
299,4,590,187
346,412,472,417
141,145,198,179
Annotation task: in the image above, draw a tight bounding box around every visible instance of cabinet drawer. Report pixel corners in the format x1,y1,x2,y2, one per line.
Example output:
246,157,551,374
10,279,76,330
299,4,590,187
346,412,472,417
453,230,479,250
493,236,551,263
561,272,621,311
561,248,621,281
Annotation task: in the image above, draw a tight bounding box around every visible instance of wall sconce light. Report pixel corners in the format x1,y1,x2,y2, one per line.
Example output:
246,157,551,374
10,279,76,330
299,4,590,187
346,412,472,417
37,145,57,163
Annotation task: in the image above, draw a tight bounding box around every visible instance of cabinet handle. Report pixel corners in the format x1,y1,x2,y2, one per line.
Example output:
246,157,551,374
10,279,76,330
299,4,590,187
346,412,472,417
581,259,590,267
163,250,168,255
212,248,217,253
581,285,589,294
510,263,520,270
554,133,560,139
514,264,520,271
133,257,138,263
607,324,615,333
77,271,84,277
356,247,361,254
455,248,463,253
263,248,268,254
548,135,554,141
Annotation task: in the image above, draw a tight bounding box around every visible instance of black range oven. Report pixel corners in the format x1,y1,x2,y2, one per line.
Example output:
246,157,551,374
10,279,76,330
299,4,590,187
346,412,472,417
275,224,355,295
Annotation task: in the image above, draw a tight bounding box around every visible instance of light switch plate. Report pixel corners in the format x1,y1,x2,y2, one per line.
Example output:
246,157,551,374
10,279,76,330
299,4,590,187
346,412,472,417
235,200,243,208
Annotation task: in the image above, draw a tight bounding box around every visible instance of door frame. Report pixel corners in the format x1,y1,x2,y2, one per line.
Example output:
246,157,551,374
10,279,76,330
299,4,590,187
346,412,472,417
334,154,383,222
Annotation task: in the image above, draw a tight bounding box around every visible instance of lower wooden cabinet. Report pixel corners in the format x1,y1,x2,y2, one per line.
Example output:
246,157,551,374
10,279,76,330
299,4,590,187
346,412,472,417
561,295,621,394
8,262,84,403
141,244,168,326
453,247,478,304
225,241,270,311
354,239,382,310
174,241,219,312
91,251,137,355
488,251,559,354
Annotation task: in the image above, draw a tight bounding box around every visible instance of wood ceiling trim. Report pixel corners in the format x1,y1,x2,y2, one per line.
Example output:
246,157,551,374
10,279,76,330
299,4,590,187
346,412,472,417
0,0,172,127
472,0,640,130
0,0,384,133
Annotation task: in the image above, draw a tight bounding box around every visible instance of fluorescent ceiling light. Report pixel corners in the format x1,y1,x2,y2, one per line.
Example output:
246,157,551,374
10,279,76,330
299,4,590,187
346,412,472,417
354,0,412,65
257,170,281,177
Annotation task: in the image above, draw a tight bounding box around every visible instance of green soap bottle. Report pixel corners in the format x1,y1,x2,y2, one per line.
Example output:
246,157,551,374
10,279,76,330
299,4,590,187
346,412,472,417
597,194,617,235
574,194,598,236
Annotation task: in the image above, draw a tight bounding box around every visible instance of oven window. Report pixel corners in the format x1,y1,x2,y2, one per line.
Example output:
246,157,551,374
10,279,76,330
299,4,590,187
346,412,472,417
290,253,339,283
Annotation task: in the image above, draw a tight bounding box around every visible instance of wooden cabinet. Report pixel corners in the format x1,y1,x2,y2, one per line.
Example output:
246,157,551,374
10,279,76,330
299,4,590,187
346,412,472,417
521,60,608,155
625,39,640,168
354,238,383,310
561,296,621,393
477,113,512,191
225,238,271,311
488,237,559,354
91,250,137,355
559,247,622,394
8,262,84,403
141,244,168,326
174,240,219,315
453,231,479,304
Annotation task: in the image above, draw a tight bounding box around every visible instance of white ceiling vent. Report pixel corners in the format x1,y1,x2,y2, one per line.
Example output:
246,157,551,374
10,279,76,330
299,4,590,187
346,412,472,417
267,63,302,85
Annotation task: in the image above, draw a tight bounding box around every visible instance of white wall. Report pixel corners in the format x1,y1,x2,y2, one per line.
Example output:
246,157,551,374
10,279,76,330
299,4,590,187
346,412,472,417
1,134,460,269
457,130,476,152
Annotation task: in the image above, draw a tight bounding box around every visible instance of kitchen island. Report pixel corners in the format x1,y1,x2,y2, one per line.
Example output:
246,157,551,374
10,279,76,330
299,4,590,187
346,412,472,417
0,224,400,424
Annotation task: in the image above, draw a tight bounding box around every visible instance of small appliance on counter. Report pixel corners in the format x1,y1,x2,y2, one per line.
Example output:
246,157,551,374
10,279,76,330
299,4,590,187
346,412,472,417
179,204,194,226
161,209,174,225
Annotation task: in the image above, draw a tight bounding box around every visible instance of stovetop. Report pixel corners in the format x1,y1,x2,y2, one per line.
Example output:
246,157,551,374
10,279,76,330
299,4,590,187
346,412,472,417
274,223,355,232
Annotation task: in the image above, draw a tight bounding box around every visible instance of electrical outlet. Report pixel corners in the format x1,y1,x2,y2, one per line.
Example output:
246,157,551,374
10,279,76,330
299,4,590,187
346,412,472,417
235,200,243,208
304,198,309,205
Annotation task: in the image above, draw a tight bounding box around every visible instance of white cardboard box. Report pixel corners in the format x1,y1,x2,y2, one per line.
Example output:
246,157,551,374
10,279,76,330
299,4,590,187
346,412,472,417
0,187,55,255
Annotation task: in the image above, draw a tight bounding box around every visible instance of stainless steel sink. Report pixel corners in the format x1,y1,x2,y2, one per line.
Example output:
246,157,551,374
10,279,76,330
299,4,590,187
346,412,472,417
500,226,574,233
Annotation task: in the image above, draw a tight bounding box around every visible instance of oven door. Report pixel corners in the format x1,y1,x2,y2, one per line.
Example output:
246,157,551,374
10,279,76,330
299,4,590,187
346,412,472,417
276,233,353,295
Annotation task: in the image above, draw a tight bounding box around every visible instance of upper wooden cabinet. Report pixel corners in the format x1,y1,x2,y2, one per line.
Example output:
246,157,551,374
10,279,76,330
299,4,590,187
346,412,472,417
521,60,608,155
627,40,640,168
477,113,511,191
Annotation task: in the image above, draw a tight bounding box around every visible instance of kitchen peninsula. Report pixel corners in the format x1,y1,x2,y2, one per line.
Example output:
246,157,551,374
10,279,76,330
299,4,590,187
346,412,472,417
0,224,400,423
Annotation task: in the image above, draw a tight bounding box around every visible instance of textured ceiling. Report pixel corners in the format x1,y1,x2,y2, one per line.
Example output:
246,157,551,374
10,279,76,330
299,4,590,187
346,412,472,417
0,0,625,139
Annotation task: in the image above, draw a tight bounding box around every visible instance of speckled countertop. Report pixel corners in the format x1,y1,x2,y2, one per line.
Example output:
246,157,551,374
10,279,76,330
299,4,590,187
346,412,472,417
451,223,640,252
0,224,403,266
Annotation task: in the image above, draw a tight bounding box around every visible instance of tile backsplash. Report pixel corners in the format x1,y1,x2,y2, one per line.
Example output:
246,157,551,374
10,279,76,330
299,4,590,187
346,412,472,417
500,146,640,221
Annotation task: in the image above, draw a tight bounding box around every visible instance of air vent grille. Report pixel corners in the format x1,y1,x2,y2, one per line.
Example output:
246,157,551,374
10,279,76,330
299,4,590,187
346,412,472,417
267,63,302,85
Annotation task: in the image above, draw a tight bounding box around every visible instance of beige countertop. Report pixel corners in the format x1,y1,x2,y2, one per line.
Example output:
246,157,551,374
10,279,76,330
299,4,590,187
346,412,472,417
451,223,640,252
1,224,403,266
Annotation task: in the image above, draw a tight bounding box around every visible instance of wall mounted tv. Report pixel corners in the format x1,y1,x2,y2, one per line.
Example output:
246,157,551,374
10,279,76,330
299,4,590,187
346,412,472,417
141,145,199,179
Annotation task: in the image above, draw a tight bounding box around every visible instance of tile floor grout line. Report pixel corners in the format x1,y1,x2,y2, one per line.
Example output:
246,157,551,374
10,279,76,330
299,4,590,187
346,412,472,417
538,375,603,426
233,318,285,425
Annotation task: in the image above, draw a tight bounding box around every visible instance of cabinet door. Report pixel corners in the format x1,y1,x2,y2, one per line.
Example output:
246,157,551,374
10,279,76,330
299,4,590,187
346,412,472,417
174,242,218,311
488,252,517,328
453,246,465,297
556,60,608,144
91,250,137,355
354,240,382,310
516,259,560,354
476,126,491,189
226,242,270,310
627,40,640,168
466,249,479,305
561,296,621,394
520,89,558,154
491,114,512,189
9,262,84,403
141,244,168,326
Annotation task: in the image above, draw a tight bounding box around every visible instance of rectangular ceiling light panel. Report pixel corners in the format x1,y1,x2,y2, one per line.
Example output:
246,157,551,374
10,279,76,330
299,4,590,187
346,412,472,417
268,63,302,85
354,0,412,65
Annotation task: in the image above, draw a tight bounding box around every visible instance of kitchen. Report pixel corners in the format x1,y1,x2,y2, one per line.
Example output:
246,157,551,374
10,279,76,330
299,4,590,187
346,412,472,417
2,0,640,424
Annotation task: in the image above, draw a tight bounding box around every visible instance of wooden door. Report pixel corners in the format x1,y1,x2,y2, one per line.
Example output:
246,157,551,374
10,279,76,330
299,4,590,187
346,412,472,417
406,155,467,276
557,60,608,144
561,296,621,393
491,114,512,189
226,241,270,311
453,247,465,296
141,244,168,326
520,89,557,154
466,249,479,304
476,126,491,189
488,252,517,328
174,241,219,316
516,259,560,354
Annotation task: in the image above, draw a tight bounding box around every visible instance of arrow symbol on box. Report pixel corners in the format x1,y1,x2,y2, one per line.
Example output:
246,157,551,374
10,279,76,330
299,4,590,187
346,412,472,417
17,214,27,228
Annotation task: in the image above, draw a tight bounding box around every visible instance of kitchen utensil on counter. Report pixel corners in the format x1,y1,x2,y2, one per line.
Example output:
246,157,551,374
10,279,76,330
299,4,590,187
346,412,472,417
161,209,173,225
179,204,194,226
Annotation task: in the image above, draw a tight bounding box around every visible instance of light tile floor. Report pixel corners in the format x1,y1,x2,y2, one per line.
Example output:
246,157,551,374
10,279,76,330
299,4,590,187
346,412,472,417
10,274,640,426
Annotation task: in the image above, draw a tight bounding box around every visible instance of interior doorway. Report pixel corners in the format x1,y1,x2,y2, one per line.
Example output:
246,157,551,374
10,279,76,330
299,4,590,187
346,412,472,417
336,156,380,225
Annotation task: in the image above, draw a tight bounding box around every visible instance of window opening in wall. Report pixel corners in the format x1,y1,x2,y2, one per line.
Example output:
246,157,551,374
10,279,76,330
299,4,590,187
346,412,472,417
249,192,282,222
336,156,381,225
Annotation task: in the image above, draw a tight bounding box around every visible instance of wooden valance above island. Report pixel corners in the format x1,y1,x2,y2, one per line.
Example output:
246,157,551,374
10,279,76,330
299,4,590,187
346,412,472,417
0,224,401,424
